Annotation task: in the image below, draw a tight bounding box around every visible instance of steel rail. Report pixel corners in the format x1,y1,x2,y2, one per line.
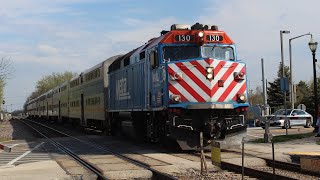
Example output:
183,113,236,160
221,148,320,176
20,120,107,180
220,161,296,180
192,152,300,180
24,119,177,180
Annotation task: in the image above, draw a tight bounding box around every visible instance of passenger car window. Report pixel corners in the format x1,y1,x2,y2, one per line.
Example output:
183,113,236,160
292,110,305,115
291,110,298,115
275,109,291,115
296,110,305,115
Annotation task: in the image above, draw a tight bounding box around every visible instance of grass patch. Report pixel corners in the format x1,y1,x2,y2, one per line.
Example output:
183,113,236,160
251,132,315,143
317,141,320,145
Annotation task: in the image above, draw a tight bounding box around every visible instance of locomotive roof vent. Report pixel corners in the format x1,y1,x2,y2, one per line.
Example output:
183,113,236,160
191,23,218,31
171,24,191,30
204,24,218,31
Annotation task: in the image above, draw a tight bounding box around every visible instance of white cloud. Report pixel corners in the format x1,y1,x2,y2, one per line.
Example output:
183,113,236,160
0,0,107,18
55,31,85,39
199,0,320,88
122,18,144,26
37,44,59,56
106,17,177,42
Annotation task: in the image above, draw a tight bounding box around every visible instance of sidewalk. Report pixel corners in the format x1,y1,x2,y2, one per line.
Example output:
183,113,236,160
0,140,73,180
0,160,72,180
229,135,320,163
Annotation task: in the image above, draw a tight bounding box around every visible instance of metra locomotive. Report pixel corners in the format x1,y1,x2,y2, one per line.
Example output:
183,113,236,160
26,23,249,150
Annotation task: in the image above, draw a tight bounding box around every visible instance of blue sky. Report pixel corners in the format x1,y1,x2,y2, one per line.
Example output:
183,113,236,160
1,0,320,111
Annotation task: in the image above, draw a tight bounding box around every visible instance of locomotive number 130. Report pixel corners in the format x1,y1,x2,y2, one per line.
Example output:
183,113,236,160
175,35,194,42
206,35,223,42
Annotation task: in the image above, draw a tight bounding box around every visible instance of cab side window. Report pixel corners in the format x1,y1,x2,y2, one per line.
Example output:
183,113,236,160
149,50,159,69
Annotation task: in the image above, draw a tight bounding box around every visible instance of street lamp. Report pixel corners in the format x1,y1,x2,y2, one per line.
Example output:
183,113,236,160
281,30,290,77
289,33,312,109
308,38,318,130
280,30,290,135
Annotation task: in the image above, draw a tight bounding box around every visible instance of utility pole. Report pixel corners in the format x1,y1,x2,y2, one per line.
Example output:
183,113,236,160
261,58,269,115
261,58,268,115
265,79,269,115
249,89,253,105
280,30,290,135
262,58,271,143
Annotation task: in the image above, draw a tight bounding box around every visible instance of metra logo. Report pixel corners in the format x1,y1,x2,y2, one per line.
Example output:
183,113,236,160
116,78,131,100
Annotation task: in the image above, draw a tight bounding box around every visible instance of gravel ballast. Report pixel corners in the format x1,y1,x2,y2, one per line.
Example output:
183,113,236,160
0,119,36,142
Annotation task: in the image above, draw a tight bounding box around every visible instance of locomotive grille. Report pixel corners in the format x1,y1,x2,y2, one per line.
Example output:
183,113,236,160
224,115,244,129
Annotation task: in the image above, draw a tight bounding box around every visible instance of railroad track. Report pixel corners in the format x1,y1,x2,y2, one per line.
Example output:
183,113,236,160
20,119,320,179
167,149,319,179
222,149,320,176
201,150,319,180
20,119,177,180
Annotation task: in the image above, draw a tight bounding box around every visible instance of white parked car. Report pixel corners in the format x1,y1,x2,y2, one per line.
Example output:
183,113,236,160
260,109,313,129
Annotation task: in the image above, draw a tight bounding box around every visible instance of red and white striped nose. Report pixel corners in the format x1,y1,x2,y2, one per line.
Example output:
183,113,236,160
168,59,247,103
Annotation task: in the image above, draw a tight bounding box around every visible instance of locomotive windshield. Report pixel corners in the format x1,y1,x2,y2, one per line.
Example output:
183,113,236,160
163,46,199,61
203,46,235,60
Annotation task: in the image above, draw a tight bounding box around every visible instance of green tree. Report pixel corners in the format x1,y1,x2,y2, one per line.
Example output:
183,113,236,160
29,71,77,99
267,62,290,112
302,78,320,117
24,71,77,112
248,86,264,106
295,80,310,107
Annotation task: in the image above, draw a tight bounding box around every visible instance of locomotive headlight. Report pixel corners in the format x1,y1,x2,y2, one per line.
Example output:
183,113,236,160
198,31,204,38
237,94,246,103
174,96,181,102
170,94,181,103
206,67,214,80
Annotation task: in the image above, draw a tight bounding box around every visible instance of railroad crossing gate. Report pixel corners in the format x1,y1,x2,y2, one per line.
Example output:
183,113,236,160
211,141,221,167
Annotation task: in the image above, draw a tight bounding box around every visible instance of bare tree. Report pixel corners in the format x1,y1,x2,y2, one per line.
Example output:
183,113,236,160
0,57,14,111
0,57,13,81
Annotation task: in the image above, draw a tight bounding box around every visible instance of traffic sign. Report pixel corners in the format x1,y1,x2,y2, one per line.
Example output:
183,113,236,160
297,104,306,111
280,77,289,92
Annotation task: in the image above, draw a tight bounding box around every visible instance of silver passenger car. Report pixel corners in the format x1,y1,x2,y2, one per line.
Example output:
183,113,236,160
261,109,313,129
